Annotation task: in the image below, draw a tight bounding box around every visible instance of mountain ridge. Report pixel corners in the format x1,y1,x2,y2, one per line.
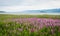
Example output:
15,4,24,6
0,8,60,13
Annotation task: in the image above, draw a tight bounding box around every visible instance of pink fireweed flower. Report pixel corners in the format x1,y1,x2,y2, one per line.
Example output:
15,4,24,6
31,28,34,32
8,18,60,31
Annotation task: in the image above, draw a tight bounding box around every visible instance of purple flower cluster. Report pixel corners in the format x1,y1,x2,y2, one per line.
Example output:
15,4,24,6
12,18,60,32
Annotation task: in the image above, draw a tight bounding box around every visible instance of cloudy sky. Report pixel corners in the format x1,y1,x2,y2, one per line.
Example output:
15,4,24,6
0,0,60,12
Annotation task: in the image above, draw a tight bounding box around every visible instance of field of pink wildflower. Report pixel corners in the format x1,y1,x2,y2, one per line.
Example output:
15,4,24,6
0,14,60,36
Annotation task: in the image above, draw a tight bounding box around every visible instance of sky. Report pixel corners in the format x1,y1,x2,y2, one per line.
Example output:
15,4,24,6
0,0,60,12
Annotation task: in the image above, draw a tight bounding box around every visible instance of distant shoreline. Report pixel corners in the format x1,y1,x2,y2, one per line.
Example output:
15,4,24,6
0,13,60,15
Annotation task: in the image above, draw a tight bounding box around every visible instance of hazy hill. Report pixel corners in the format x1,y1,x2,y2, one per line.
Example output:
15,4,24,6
22,8,60,13
0,8,60,13
0,11,5,13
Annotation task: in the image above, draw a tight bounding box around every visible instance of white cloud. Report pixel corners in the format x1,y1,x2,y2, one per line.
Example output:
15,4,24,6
0,0,60,12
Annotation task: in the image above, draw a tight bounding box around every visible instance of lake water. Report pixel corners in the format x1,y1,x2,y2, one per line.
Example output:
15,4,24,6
0,13,60,15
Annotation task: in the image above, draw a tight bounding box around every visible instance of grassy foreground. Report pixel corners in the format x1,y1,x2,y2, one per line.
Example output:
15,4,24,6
0,14,60,36
0,14,60,20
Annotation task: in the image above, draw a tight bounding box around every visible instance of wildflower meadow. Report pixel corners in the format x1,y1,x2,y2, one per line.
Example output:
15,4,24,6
0,14,60,36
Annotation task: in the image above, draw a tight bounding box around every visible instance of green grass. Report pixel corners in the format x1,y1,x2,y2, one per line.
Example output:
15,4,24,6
0,14,60,36
0,14,60,20
0,22,60,36
0,21,60,36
